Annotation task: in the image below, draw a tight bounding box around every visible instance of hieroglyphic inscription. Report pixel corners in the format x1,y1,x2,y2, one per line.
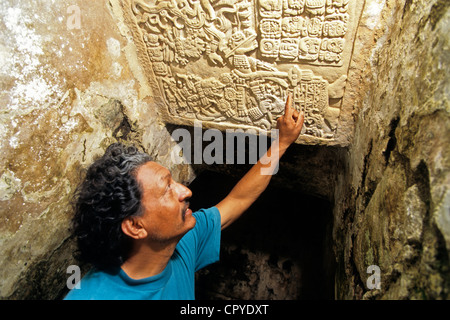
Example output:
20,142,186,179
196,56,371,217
259,0,349,65
123,0,356,140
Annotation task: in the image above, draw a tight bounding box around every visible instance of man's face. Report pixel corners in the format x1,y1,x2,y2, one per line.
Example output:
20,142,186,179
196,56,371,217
135,161,196,242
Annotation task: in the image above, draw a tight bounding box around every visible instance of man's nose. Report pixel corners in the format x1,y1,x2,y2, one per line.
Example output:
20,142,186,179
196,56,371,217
177,183,192,201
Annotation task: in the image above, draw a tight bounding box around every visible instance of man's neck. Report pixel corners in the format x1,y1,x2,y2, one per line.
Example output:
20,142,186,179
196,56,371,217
121,238,178,280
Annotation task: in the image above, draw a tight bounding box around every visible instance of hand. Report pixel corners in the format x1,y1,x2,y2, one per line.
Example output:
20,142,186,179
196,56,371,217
276,93,304,149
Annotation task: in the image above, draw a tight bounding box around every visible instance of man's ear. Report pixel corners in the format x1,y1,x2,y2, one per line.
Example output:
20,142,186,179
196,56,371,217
121,216,147,240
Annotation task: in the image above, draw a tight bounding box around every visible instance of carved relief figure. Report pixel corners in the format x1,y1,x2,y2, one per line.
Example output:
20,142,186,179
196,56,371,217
126,0,352,139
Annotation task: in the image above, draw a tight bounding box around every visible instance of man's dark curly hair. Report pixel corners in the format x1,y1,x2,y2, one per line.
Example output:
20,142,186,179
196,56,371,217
72,143,152,270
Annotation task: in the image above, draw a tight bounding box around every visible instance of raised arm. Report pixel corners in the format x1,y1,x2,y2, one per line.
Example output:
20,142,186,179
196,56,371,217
216,93,304,230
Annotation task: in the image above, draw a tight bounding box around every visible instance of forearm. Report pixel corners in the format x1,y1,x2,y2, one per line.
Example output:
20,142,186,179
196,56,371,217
217,93,303,230
217,139,288,229
229,139,287,202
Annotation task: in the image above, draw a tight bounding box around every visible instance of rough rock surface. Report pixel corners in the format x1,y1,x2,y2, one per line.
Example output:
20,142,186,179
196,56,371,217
333,0,450,299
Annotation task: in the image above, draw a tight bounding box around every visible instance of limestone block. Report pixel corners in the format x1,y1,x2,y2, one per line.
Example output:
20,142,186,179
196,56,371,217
111,0,364,145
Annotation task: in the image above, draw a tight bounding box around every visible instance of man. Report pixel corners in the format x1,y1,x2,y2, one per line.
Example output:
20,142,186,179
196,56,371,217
64,94,303,300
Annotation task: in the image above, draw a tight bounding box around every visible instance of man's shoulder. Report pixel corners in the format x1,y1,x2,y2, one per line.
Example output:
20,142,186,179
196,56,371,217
186,206,221,240
176,206,220,255
64,269,119,300
176,206,221,271
178,207,219,248
192,206,220,224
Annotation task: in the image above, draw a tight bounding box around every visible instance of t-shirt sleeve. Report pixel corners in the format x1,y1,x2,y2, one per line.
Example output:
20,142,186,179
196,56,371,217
176,206,221,272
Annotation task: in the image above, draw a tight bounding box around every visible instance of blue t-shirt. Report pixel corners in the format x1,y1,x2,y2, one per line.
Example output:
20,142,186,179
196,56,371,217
64,207,221,300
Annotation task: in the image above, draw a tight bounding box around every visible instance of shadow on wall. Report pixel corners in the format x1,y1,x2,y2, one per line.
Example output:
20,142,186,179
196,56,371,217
189,170,335,300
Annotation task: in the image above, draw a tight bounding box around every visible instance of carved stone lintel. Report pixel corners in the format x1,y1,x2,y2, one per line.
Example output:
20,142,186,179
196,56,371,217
116,0,363,143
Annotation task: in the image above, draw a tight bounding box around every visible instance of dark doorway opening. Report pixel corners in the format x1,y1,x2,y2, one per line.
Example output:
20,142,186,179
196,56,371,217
189,170,335,300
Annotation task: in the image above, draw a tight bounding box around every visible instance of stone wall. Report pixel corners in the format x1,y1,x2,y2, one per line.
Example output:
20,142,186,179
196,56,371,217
0,0,194,299
333,0,450,299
